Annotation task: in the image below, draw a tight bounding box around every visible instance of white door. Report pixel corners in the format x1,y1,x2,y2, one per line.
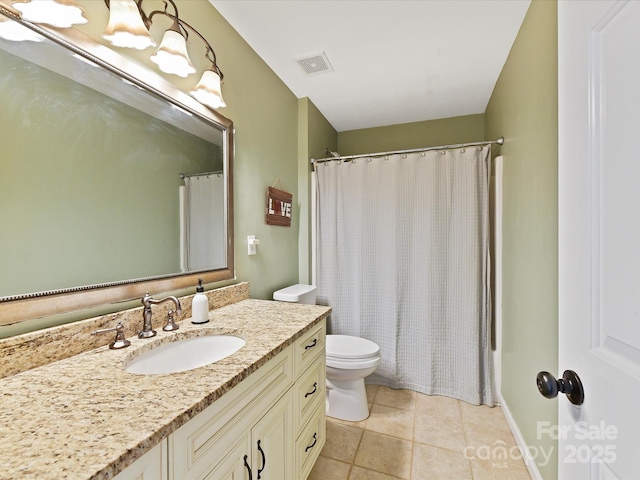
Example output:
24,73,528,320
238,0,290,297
558,1,640,479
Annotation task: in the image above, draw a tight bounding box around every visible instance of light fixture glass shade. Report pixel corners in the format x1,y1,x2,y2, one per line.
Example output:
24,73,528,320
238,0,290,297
0,16,44,42
149,28,196,78
11,0,87,28
102,0,155,50
190,69,226,109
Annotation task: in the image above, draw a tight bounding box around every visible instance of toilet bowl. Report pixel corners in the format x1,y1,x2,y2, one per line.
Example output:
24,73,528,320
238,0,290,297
325,334,381,421
273,284,382,422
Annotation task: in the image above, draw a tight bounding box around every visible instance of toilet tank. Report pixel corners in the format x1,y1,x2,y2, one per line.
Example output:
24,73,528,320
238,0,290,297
273,284,317,305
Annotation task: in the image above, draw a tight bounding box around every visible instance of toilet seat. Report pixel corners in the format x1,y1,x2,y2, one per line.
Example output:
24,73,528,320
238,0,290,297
326,334,380,359
326,355,381,370
326,335,381,370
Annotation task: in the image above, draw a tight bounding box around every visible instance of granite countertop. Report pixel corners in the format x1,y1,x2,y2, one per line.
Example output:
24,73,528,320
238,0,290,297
0,299,331,480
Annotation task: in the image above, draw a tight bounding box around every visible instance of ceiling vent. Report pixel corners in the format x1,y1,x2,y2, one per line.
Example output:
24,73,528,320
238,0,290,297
295,52,333,76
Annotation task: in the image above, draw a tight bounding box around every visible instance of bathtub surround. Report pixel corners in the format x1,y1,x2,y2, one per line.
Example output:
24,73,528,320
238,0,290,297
316,146,493,406
0,282,249,379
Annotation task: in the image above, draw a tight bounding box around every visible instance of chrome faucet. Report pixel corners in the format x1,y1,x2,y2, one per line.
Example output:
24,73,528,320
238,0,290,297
139,292,182,338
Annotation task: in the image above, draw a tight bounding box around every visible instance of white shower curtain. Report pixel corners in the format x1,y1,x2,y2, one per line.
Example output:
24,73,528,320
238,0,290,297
183,174,226,271
315,146,493,406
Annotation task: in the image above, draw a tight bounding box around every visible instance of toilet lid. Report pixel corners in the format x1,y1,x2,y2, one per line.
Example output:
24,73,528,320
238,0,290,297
326,335,380,360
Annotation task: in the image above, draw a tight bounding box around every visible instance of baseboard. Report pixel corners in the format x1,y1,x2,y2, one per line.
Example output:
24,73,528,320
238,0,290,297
498,393,544,480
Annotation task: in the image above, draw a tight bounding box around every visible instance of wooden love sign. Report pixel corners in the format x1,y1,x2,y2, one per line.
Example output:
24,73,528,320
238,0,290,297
266,186,292,227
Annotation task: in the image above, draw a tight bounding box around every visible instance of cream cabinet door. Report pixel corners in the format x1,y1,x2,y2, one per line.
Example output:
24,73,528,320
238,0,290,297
251,388,295,480
201,436,253,480
169,348,294,480
114,441,167,480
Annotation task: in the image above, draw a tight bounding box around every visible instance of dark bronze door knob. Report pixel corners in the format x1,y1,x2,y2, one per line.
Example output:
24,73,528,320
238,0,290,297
536,370,584,405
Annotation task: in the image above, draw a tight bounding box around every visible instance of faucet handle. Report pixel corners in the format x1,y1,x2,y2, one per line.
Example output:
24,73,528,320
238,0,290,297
92,322,131,349
141,291,152,307
162,310,180,332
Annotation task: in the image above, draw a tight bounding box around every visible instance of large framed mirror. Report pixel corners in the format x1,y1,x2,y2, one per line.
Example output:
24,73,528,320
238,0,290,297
0,7,234,328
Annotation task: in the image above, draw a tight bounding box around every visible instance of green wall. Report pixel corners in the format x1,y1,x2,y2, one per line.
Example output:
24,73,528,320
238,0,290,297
337,114,485,156
484,1,559,478
297,98,337,285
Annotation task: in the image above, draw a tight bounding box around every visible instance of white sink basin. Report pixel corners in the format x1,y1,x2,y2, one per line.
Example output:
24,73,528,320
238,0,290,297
125,335,245,375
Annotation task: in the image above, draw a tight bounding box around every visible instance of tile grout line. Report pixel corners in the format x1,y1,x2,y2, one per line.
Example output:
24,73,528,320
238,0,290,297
312,387,530,480
457,399,477,480
410,393,417,480
350,417,366,477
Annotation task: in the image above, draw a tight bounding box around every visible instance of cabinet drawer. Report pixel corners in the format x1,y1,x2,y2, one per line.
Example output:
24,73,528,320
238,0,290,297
294,356,325,433
294,320,325,377
169,347,293,480
295,402,326,480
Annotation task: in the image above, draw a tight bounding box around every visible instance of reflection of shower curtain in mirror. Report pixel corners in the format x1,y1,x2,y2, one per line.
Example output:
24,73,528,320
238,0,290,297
182,174,225,271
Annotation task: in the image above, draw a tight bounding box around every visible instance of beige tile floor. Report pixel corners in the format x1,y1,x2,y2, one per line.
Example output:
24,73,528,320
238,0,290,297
309,385,532,480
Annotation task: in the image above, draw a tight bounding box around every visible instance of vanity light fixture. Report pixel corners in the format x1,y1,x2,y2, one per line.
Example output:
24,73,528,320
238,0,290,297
190,67,226,109
149,17,196,77
10,0,86,28
3,0,226,110
102,0,225,108
103,0,155,50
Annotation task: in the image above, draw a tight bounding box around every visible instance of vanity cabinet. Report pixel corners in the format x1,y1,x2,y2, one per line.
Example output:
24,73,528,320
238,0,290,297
190,389,294,480
114,441,168,480
292,322,326,479
166,319,326,480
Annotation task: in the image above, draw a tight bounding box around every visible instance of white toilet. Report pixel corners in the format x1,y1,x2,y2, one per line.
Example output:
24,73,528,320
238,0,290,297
273,284,381,421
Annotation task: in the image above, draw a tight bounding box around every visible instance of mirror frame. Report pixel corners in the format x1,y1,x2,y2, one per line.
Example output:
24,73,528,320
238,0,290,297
0,5,234,327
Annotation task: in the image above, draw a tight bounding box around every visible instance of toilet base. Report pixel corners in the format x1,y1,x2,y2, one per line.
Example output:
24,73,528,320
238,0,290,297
326,377,370,422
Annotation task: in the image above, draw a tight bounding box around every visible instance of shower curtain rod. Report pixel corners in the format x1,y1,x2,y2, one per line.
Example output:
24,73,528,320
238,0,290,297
310,137,504,166
179,170,223,179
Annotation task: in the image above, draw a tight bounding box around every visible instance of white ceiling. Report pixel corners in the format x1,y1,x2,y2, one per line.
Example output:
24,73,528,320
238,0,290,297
209,0,531,133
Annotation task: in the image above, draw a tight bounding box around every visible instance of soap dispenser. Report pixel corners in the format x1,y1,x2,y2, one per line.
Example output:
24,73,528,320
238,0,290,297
191,279,209,324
